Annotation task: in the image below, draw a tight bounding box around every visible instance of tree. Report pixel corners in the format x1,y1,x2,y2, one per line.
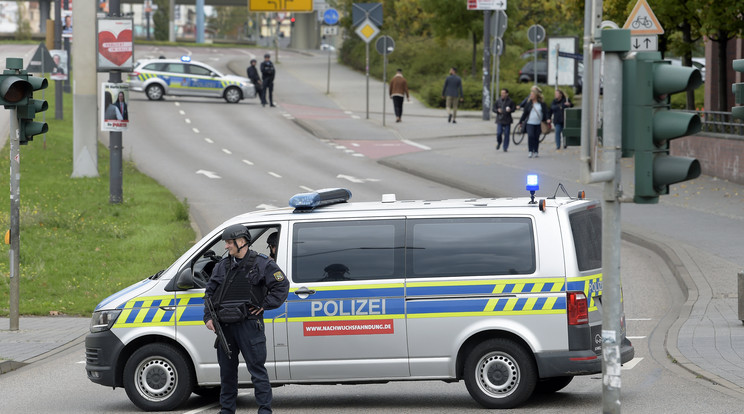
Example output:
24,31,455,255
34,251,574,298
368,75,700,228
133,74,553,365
208,6,249,39
153,0,169,41
420,0,483,78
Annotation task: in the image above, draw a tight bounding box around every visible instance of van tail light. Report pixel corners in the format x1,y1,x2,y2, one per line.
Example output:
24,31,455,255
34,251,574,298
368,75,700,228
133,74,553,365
567,291,589,325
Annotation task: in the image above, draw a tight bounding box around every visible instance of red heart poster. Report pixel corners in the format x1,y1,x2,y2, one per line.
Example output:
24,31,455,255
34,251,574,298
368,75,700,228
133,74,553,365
97,18,134,71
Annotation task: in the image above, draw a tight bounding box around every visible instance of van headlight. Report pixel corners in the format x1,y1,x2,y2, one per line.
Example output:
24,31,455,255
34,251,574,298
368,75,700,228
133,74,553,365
90,309,121,333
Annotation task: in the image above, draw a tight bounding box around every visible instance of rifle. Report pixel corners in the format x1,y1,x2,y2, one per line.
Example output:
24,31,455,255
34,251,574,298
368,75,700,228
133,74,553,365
205,296,232,359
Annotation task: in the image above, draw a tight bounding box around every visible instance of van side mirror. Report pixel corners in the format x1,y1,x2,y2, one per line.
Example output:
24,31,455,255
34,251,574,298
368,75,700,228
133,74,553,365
177,267,196,290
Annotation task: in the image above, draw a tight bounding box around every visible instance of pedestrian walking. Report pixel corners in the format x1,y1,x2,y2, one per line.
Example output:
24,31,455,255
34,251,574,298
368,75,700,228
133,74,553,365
549,89,573,149
518,86,550,158
441,67,463,123
389,68,410,122
260,54,276,107
203,224,289,414
247,59,267,106
492,88,514,152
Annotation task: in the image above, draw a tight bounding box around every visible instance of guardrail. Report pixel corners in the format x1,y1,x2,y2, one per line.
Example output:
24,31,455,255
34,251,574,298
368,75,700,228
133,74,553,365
683,110,744,136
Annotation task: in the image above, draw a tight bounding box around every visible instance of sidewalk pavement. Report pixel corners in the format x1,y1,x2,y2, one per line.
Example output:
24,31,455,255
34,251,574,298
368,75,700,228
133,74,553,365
2,49,743,400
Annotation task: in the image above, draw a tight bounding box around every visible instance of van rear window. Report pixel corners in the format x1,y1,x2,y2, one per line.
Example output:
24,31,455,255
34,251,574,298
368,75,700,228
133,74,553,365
406,217,535,277
569,207,602,271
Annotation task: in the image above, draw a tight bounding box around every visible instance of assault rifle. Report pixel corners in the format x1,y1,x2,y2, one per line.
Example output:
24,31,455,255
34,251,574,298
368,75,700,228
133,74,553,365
205,296,232,359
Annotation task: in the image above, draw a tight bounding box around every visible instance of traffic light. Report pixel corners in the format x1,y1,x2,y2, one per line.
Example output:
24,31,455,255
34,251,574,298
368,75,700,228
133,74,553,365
733,59,744,121
16,75,48,145
0,72,32,108
622,51,703,204
290,17,295,27
563,107,581,147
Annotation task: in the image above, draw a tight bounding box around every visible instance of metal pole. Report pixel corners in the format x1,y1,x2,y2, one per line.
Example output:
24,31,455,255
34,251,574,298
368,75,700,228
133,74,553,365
601,49,623,414
533,33,538,85
482,11,492,121
382,40,387,127
54,0,62,120
8,107,20,331
109,0,123,204
326,42,331,95
365,41,369,119
555,43,560,88
63,0,70,93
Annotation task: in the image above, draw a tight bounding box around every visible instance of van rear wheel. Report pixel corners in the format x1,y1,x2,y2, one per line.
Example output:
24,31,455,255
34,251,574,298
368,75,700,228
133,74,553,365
123,343,194,411
464,338,537,409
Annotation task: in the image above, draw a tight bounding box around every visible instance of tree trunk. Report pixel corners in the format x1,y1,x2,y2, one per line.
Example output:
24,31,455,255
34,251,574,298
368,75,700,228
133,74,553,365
715,30,730,112
472,31,477,79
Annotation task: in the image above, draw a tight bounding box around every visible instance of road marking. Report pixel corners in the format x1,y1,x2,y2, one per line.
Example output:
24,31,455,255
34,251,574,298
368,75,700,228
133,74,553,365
184,391,251,414
242,159,254,166
222,149,232,155
257,204,279,210
627,336,647,339
402,139,431,150
621,357,643,370
179,110,185,115
299,185,313,192
185,118,191,124
268,171,282,178
174,102,180,107
627,318,653,321
196,170,221,179
193,128,200,134
204,138,214,144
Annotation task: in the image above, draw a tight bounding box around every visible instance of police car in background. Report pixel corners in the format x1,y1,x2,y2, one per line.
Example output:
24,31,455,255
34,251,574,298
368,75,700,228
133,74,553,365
85,178,634,411
127,56,256,103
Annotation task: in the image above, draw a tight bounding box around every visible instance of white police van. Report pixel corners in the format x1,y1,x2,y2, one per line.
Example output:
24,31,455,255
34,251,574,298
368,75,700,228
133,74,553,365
85,180,634,411
127,56,256,103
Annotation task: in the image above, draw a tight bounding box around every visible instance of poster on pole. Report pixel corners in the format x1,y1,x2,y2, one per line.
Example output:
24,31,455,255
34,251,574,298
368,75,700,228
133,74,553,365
50,49,69,81
101,82,130,132
96,17,134,72
547,37,578,87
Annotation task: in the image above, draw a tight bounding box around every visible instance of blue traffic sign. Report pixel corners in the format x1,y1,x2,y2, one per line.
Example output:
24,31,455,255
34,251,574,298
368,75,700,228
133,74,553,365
324,8,340,25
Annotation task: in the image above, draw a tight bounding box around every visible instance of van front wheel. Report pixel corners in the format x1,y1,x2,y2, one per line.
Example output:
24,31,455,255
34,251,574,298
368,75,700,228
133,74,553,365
123,343,194,411
464,338,537,409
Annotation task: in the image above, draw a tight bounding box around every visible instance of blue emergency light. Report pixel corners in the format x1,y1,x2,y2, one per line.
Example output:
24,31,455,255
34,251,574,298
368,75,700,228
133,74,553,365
526,174,539,192
289,188,352,211
180,55,192,62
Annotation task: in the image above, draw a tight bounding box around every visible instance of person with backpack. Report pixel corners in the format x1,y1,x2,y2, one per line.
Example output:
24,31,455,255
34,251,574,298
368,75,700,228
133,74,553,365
260,54,276,107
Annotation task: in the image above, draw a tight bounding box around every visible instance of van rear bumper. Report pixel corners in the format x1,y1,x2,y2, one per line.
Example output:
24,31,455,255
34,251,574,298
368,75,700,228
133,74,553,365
535,337,634,377
85,330,125,387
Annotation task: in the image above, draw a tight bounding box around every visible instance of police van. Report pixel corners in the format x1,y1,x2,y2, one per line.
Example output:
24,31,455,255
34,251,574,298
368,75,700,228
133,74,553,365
85,181,634,411
127,56,256,103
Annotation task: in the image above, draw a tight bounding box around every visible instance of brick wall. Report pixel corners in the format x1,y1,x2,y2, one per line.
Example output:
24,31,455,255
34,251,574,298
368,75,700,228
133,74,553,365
671,133,744,185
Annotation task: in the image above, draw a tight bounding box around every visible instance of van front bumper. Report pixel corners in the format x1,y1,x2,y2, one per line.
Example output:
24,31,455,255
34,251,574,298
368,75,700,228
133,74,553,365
535,337,634,378
85,330,125,387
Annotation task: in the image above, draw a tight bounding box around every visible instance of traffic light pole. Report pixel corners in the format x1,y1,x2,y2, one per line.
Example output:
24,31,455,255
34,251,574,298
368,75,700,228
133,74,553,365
8,108,20,331
109,0,123,204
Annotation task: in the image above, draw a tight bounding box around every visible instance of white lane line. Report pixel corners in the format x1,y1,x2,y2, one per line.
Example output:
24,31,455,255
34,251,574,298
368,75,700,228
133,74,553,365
627,336,647,339
242,159,254,166
174,102,180,107
268,171,282,178
621,357,643,370
179,110,185,115
185,118,191,124
627,318,653,321
193,128,200,134
299,185,313,192
222,149,232,155
196,170,221,179
204,138,214,144
402,139,431,150
256,204,279,210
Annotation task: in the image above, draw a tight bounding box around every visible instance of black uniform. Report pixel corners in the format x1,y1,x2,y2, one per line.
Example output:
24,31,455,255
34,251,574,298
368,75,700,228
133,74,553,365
246,65,267,106
204,251,289,414
260,59,276,106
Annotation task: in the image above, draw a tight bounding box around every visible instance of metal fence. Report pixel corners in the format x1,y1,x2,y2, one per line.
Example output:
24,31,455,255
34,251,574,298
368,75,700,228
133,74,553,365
683,110,744,136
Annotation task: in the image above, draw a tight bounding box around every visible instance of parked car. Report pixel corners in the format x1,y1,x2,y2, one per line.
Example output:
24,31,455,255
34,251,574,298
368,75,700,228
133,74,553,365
127,56,256,103
518,60,548,84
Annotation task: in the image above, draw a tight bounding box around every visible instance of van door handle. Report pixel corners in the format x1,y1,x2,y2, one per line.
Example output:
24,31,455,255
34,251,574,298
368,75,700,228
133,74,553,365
293,287,316,299
160,306,177,312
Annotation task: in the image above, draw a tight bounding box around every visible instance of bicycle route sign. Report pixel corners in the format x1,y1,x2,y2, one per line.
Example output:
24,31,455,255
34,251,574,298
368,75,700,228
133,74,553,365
623,0,663,51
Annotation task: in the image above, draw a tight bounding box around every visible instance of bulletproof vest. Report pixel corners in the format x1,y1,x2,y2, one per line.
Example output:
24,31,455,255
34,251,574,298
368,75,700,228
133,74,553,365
217,251,265,308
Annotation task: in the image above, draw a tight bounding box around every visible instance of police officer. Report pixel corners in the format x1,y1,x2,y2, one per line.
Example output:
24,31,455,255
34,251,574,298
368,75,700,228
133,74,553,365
246,59,267,106
204,224,289,414
260,53,276,107
266,232,278,260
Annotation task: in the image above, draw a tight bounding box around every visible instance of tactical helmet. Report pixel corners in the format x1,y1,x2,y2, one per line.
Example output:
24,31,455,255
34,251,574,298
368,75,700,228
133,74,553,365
264,53,271,58
267,232,278,247
222,224,251,242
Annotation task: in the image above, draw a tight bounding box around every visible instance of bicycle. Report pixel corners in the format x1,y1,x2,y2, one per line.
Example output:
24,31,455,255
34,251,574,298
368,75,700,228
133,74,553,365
512,122,549,146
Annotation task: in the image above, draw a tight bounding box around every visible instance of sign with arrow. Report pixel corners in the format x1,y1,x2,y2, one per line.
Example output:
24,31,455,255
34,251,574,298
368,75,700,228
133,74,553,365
630,35,658,51
467,0,506,10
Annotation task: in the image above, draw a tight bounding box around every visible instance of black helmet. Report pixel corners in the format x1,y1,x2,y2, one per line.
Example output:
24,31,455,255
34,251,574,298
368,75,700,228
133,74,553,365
250,58,257,64
222,224,251,242
264,53,271,58
267,232,278,247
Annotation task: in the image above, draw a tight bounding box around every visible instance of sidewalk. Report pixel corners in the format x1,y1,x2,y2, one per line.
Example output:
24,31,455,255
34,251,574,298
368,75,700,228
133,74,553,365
1,48,743,399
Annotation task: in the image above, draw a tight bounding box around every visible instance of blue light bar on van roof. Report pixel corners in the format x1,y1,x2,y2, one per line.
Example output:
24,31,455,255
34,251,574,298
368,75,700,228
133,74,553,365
526,174,539,192
180,55,192,62
289,188,352,211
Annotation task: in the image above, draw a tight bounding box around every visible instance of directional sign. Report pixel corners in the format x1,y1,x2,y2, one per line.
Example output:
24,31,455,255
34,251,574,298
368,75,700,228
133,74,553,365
467,0,507,10
355,18,379,44
375,35,395,55
322,26,338,36
250,0,313,12
323,8,339,25
623,0,664,35
527,24,545,44
630,35,658,51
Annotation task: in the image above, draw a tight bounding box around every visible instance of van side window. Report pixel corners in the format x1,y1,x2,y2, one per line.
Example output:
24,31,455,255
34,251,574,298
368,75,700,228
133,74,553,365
292,220,404,283
569,207,602,271
406,218,535,277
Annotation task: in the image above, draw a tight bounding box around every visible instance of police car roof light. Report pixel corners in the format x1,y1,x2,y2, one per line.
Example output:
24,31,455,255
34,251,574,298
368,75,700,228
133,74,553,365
289,188,352,211
180,55,192,62
526,174,539,192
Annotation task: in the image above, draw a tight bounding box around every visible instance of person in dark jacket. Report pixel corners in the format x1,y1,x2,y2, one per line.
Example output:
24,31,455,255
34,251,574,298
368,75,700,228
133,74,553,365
260,54,276,107
441,67,463,123
549,89,573,149
492,88,514,152
247,59,267,106
518,86,550,158
204,224,289,414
